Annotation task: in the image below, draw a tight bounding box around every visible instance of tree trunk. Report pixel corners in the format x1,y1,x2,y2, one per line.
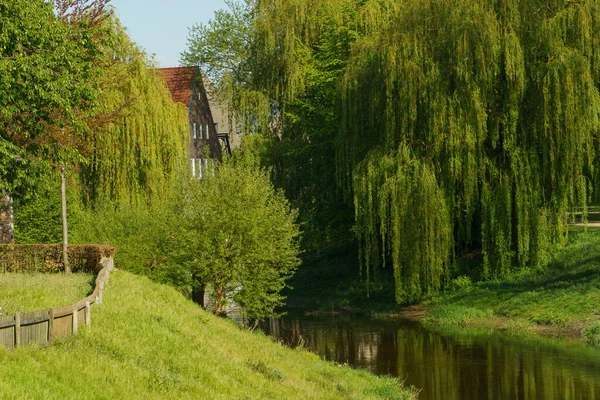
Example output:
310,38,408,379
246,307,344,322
191,274,206,308
213,284,228,316
61,165,70,274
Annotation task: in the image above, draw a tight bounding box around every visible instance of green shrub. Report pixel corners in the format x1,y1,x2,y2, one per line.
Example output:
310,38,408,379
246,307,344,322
71,193,181,282
447,276,474,294
583,323,600,347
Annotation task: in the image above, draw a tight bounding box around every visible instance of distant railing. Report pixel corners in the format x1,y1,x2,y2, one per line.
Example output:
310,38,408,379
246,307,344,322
0,245,115,350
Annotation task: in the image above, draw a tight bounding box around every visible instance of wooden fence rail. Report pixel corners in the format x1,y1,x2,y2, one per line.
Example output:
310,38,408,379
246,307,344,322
0,245,115,350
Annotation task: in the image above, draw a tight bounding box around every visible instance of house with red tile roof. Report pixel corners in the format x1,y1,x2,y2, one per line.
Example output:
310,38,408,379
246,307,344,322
159,66,235,178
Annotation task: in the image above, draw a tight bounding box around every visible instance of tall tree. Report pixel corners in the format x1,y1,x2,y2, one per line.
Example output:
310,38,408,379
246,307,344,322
0,0,108,195
80,20,189,206
182,0,358,251
186,0,600,304
339,0,600,301
179,148,301,325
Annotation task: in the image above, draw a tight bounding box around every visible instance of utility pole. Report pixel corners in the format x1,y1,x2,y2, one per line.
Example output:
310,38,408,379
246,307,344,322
61,165,70,274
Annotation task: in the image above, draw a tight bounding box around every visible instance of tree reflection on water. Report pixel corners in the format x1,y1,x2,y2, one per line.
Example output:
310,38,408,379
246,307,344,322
263,315,600,400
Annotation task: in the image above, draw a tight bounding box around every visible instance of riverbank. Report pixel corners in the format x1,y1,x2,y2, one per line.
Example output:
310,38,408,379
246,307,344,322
417,227,600,342
285,228,600,344
0,270,416,399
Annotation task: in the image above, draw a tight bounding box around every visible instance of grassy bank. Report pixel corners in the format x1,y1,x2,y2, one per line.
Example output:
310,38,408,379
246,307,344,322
0,273,93,315
420,228,600,341
0,270,416,399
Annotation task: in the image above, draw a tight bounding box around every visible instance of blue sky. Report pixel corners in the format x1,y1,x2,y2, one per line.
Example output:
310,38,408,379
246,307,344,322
110,0,228,68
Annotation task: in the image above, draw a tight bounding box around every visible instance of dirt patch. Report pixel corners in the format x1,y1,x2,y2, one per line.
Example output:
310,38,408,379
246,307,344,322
571,222,600,228
385,305,430,321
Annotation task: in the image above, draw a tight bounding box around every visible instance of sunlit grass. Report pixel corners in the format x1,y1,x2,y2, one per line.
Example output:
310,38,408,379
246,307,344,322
0,273,94,315
424,228,600,328
0,271,416,399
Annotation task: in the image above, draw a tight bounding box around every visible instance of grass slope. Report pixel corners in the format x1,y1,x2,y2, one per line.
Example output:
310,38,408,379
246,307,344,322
423,228,600,334
0,273,93,315
0,270,415,400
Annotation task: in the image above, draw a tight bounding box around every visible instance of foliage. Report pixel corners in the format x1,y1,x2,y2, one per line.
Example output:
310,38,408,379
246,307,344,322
181,0,271,138
0,271,416,399
182,1,358,253
422,305,493,326
583,323,600,347
71,188,181,280
340,0,600,300
0,244,115,273
222,0,600,304
0,0,108,195
14,176,84,244
354,145,451,302
177,151,301,323
446,276,474,294
80,20,189,206
181,0,252,85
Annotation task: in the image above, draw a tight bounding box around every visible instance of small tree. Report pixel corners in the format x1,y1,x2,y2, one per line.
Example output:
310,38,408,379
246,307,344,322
181,152,300,325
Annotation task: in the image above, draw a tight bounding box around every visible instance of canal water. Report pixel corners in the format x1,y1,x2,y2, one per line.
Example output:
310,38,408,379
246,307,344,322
262,314,600,400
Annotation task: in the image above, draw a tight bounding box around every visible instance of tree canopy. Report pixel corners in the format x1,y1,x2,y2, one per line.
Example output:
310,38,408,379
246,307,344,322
186,0,600,304
179,149,300,324
80,20,189,206
0,0,108,196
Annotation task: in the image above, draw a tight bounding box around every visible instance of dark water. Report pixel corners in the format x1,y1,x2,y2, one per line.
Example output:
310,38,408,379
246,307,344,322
262,314,600,400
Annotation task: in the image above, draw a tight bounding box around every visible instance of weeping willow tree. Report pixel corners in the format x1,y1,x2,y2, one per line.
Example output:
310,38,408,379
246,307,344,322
337,0,600,302
80,21,189,206
354,145,451,302
246,0,600,303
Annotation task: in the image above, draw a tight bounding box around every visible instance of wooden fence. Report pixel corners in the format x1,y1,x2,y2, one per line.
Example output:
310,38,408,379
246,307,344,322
0,245,115,350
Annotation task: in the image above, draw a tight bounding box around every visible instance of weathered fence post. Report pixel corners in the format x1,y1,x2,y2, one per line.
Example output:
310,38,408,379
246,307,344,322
96,282,103,305
14,313,20,348
47,309,54,346
72,306,78,335
85,301,91,326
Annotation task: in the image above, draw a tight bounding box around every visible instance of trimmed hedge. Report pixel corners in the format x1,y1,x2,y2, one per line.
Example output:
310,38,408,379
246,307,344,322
0,245,115,274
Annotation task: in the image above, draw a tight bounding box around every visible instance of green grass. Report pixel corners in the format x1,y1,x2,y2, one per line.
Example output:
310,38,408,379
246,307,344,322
423,228,600,328
0,271,416,399
0,273,94,315
421,304,493,325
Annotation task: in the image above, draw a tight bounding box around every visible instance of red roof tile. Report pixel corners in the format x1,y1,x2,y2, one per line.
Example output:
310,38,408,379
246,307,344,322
158,67,198,106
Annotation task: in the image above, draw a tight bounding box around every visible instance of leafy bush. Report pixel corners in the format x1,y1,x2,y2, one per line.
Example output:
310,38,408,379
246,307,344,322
176,153,301,324
447,276,474,294
71,194,181,281
583,323,600,347
14,180,84,245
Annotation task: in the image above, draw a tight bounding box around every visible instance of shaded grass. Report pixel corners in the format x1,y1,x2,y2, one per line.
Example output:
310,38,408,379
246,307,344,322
424,228,600,328
422,304,493,325
0,271,416,399
0,273,94,315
